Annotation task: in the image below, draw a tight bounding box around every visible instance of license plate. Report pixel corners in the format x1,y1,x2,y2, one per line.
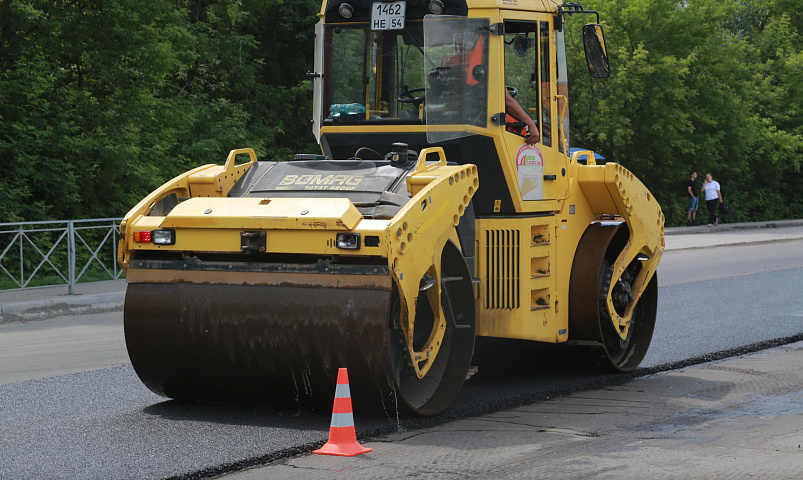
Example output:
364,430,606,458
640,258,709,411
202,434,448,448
371,1,406,31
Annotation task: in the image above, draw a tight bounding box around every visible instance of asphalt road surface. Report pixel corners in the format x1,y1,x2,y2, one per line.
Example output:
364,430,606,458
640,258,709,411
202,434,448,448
1,240,802,479
0,312,127,386
244,341,803,480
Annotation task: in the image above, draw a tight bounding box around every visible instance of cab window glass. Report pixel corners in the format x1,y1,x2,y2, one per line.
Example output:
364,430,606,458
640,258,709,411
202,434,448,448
503,21,539,137
424,16,489,142
325,24,426,123
539,21,552,147
327,27,366,107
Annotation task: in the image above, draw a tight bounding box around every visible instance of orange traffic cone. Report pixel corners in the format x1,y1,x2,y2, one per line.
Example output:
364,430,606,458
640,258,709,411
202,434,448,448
313,368,373,457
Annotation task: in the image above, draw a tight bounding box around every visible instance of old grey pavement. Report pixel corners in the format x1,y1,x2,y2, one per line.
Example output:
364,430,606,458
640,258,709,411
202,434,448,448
229,341,803,479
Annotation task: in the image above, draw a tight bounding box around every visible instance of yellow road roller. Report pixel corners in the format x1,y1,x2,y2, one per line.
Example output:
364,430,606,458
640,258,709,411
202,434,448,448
119,0,664,416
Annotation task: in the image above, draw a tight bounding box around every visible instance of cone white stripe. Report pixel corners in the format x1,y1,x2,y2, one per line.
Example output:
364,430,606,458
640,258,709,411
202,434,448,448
330,412,355,428
335,383,351,398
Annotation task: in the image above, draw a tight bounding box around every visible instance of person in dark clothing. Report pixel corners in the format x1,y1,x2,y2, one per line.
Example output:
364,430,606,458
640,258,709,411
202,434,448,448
686,171,698,226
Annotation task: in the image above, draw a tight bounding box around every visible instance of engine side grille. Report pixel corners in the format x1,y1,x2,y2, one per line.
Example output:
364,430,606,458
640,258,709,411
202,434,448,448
485,229,520,309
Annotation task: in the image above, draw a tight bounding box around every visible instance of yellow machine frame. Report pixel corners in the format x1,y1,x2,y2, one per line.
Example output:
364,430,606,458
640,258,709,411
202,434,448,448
118,0,664,414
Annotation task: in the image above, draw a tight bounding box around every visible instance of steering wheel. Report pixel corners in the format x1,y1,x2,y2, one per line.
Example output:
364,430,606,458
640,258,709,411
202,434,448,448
506,86,519,98
398,87,426,108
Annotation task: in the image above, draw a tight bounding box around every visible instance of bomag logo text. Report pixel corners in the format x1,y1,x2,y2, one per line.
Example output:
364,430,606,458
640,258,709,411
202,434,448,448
279,174,363,191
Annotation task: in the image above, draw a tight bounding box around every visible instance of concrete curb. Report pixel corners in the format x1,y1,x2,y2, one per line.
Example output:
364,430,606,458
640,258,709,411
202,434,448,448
0,292,125,325
664,236,803,253
665,219,803,235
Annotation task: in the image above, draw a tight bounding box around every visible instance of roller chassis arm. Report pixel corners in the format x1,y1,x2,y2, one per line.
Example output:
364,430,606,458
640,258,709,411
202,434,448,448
388,147,478,379
117,149,258,270
577,162,665,340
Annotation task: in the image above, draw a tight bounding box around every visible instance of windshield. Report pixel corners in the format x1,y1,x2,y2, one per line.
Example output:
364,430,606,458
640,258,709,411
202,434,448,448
324,23,427,123
321,16,490,135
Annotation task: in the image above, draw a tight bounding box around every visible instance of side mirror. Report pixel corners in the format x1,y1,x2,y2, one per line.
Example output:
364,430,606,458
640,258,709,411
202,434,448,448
582,24,610,79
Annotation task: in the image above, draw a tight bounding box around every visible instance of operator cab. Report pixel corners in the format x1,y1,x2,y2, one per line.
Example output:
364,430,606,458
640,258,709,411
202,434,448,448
311,0,610,214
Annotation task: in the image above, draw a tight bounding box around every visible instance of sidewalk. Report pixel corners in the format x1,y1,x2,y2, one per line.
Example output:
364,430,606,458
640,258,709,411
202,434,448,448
664,218,803,251
0,280,126,324
239,340,803,479
2,220,803,325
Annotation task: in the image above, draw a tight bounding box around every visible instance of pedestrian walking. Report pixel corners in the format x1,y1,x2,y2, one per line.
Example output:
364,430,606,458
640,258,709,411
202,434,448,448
701,173,723,226
686,171,698,226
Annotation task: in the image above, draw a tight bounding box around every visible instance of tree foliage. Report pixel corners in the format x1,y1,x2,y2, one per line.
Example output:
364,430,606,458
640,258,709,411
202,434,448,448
0,0,319,221
1,0,801,226
567,0,803,224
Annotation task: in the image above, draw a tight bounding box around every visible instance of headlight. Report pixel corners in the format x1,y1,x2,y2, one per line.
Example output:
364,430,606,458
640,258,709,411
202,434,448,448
336,232,360,250
428,0,444,14
151,229,176,245
338,2,353,19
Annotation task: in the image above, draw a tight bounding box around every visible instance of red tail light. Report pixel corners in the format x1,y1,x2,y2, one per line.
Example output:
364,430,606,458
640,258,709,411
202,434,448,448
133,231,152,243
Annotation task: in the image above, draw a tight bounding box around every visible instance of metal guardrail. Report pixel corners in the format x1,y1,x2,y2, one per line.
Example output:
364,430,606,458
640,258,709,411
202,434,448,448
0,218,124,294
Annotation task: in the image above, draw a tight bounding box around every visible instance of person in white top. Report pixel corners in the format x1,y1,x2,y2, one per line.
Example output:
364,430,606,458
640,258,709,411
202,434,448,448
701,172,722,226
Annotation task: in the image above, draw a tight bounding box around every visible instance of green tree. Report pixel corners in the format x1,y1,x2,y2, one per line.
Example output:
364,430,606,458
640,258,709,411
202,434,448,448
0,0,320,222
567,0,803,225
